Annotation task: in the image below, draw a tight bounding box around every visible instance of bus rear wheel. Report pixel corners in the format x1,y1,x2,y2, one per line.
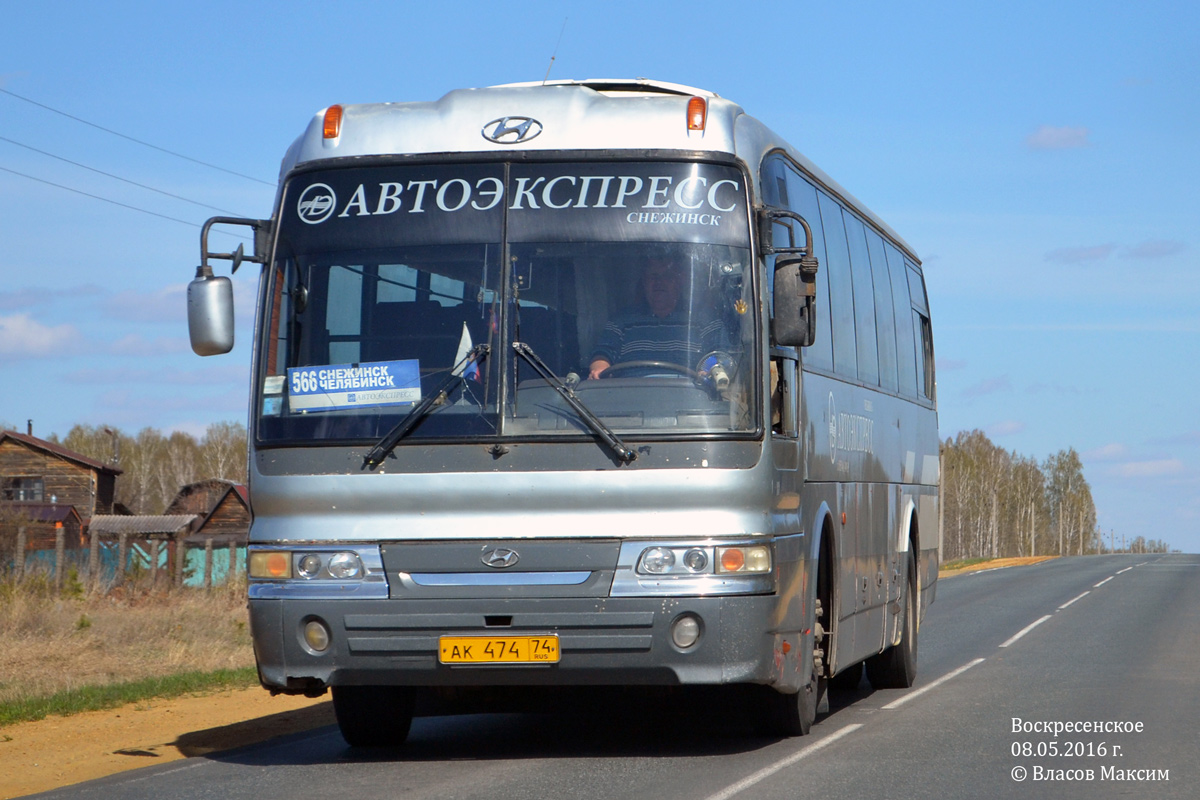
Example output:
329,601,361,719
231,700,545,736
332,685,415,747
866,551,918,689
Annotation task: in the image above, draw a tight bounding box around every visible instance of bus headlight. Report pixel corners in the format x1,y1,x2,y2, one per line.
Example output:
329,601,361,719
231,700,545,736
639,547,676,574
327,552,363,579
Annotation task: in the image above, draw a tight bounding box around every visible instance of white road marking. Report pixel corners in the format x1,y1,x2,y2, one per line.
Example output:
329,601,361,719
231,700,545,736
881,657,986,710
1095,576,1114,587
1058,591,1090,610
999,615,1053,648
703,724,864,800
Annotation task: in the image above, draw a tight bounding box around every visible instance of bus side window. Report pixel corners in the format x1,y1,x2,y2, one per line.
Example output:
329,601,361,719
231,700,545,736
843,212,878,386
817,190,857,382
917,312,934,400
865,229,898,393
885,243,918,397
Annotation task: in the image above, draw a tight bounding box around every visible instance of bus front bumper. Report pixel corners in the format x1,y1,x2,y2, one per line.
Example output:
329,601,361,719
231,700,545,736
249,594,796,695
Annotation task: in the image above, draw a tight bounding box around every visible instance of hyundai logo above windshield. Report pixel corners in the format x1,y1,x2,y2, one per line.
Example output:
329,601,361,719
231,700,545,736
481,548,520,568
482,116,543,144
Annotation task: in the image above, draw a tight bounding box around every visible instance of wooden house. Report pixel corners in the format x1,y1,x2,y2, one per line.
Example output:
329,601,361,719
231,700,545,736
165,479,250,547
0,429,121,526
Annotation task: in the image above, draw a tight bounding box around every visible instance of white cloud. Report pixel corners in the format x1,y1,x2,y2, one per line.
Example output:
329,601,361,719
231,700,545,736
963,376,1012,399
1084,443,1128,461
1111,459,1186,478
0,284,103,311
1046,244,1115,263
0,313,81,360
104,285,187,324
1027,125,1092,150
1122,240,1186,259
108,334,190,357
986,420,1026,437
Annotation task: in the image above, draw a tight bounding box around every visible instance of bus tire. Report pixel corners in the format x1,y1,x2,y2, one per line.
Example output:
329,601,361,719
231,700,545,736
866,551,918,689
332,685,415,747
758,601,827,736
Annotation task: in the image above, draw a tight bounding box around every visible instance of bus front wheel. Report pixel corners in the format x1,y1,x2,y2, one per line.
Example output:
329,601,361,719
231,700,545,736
332,685,415,747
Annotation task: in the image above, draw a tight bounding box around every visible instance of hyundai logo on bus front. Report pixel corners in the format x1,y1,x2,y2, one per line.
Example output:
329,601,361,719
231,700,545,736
481,548,520,568
296,183,337,224
482,116,543,144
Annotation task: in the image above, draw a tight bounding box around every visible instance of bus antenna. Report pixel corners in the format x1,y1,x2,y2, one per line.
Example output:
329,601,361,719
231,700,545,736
543,18,568,85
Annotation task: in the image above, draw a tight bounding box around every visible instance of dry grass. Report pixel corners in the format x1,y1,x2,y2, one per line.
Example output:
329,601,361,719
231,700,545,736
939,555,1059,577
0,576,254,706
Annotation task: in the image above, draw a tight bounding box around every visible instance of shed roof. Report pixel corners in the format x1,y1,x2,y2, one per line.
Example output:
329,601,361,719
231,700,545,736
89,515,197,536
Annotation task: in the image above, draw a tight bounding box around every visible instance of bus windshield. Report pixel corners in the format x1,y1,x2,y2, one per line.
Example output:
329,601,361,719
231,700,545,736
258,161,757,445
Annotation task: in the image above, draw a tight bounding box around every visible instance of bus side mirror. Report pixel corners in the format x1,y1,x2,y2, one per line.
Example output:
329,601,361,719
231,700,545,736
188,216,272,357
760,206,819,348
188,265,235,356
772,253,819,348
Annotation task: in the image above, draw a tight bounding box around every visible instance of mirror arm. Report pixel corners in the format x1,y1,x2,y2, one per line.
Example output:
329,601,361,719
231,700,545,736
200,216,272,274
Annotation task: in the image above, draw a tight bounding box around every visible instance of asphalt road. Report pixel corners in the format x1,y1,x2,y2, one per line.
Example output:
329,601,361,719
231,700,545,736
30,554,1199,800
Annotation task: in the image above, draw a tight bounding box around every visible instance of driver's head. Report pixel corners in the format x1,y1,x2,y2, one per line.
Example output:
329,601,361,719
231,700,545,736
642,258,684,318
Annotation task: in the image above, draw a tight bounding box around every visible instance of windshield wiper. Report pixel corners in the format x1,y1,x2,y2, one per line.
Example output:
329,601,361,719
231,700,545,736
513,341,637,464
362,343,490,470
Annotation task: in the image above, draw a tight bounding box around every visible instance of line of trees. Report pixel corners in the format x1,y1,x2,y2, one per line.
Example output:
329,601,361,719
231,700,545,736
940,430,1171,561
50,422,248,515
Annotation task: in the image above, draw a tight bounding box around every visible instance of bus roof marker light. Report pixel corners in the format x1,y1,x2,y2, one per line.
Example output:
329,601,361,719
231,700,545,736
686,97,707,132
323,105,343,139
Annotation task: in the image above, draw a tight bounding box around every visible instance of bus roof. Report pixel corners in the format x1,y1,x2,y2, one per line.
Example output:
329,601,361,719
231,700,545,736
280,79,918,263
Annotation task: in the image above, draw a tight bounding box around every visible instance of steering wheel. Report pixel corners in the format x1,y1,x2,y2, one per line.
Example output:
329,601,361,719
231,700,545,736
599,360,701,380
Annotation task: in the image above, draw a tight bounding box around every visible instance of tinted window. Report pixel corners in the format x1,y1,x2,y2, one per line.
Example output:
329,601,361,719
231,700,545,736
917,312,934,400
865,229,898,393
907,263,928,314
886,242,917,396
843,212,878,385
818,191,856,380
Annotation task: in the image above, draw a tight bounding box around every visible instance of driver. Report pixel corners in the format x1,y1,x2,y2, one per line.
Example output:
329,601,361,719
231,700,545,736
588,257,729,381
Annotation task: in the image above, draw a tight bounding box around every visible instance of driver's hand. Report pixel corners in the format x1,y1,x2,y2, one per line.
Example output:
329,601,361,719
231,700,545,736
588,358,611,380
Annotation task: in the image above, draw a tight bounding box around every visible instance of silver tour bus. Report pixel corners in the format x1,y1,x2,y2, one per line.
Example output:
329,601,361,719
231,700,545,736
188,79,939,745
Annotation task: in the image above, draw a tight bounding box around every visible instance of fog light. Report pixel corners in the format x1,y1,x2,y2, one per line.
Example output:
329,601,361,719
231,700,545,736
327,552,363,579
297,554,322,578
671,614,701,648
640,547,676,574
304,620,331,652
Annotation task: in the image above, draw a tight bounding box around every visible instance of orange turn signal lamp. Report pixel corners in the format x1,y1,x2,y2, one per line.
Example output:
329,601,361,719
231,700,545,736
323,104,343,139
249,550,292,579
687,96,707,132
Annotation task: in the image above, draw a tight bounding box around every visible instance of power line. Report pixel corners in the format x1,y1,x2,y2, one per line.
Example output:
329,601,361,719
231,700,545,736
0,87,275,187
0,135,245,216
0,164,250,240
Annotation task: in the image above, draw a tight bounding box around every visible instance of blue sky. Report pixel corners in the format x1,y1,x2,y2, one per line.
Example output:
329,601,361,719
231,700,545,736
1,1,1196,551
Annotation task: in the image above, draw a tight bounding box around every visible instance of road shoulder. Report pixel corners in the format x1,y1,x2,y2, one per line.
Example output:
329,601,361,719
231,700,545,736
0,687,332,798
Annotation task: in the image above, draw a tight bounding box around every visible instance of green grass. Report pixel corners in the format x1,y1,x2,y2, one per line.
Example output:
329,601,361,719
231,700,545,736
0,666,259,728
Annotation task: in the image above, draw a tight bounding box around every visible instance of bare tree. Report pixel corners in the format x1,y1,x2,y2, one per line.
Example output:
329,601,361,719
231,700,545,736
199,422,248,483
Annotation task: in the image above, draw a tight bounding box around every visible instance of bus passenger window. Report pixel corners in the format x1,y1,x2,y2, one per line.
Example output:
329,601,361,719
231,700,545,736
817,191,857,381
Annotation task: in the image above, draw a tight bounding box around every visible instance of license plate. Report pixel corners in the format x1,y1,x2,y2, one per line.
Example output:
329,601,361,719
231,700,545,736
438,635,560,664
